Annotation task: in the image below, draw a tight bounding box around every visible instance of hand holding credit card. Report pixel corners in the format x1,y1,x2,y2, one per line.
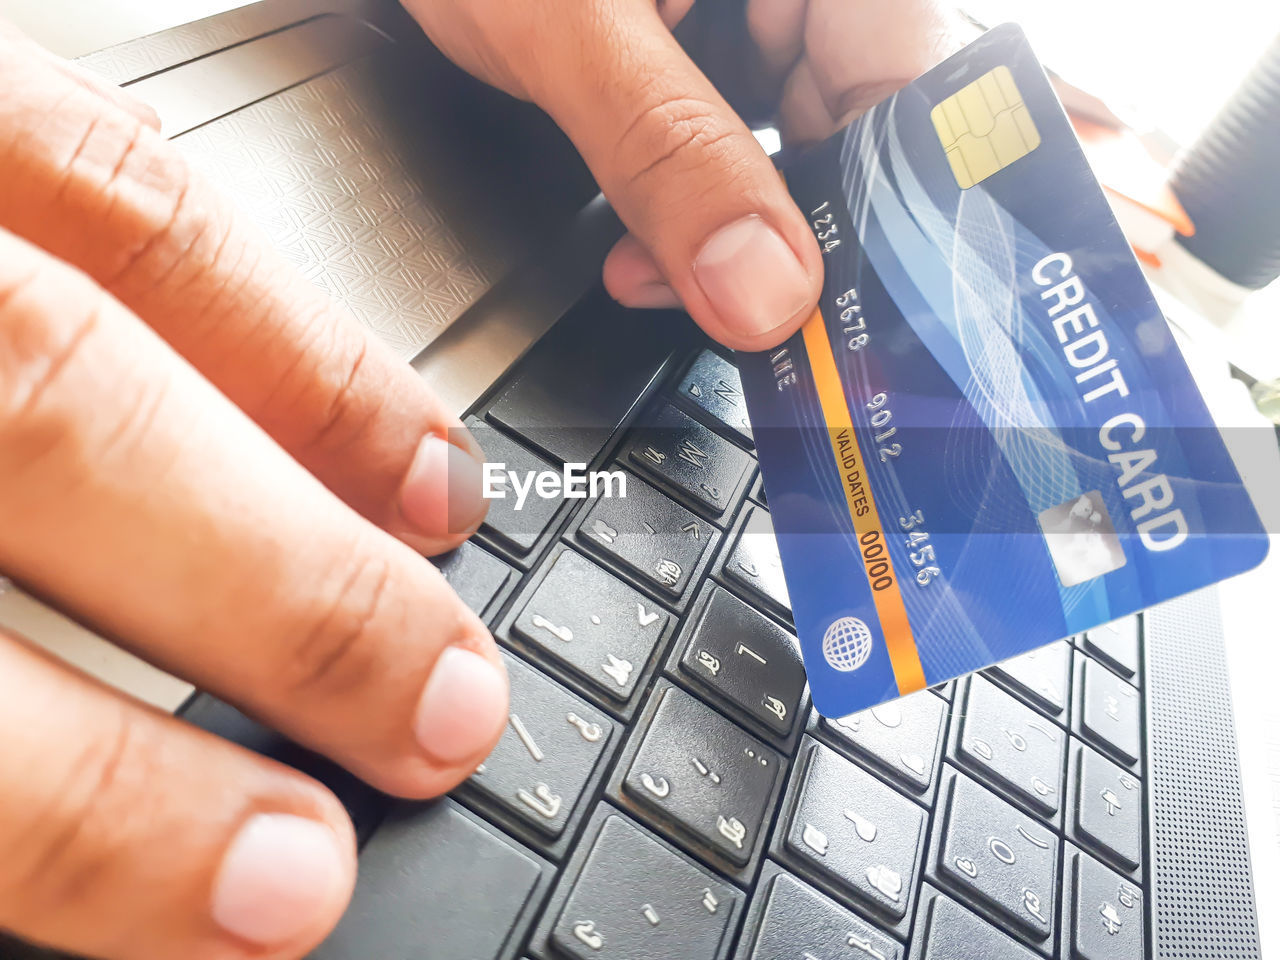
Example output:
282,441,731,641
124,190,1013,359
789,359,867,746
739,25,1268,718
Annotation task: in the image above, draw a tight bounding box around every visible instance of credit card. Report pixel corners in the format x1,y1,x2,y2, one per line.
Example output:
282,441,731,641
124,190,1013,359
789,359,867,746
738,24,1268,718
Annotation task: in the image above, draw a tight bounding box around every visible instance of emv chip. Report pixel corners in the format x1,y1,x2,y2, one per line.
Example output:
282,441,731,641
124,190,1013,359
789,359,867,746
931,65,1040,189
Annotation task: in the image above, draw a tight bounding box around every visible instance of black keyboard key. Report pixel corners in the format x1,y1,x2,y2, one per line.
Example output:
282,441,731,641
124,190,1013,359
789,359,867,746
464,653,613,840
722,505,790,617
1082,617,1140,681
178,695,387,842
1063,848,1144,960
738,867,902,960
467,419,562,554
911,887,1040,960
781,741,925,923
577,473,716,600
935,770,1059,944
1071,742,1142,870
819,689,946,798
678,349,752,445
985,640,1070,718
487,298,675,465
433,541,514,619
954,675,1065,819
511,550,670,703
623,404,754,519
749,472,767,506
546,812,740,960
621,684,780,867
315,800,550,960
677,585,806,738
1077,656,1141,765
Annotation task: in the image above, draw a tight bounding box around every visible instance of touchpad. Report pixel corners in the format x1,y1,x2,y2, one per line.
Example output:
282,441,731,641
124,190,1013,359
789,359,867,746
115,11,595,360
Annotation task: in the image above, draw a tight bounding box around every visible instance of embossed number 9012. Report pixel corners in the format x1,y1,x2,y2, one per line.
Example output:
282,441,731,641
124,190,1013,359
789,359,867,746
865,392,901,461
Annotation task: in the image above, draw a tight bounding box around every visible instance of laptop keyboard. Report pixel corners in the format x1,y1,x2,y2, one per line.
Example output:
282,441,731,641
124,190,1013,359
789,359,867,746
178,292,1149,960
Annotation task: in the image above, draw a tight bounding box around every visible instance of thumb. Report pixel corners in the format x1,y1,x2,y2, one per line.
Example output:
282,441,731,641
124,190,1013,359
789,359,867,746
525,1,824,350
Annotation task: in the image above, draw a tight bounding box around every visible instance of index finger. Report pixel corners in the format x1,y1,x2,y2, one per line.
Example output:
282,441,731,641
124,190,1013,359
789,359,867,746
0,226,507,800
0,28,484,555
799,0,958,122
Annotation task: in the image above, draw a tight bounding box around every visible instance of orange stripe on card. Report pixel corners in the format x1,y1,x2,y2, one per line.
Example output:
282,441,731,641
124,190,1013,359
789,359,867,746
800,309,927,695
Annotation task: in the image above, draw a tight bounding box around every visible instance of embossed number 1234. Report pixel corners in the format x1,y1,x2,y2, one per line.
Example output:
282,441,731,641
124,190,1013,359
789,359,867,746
809,200,842,254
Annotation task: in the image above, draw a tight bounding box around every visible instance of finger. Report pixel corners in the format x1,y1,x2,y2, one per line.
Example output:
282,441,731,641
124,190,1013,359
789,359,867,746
0,20,161,131
656,0,696,30
746,0,808,80
0,227,507,800
488,0,823,350
53,59,163,131
0,632,356,960
0,30,484,556
778,55,838,146
602,232,683,309
802,0,958,122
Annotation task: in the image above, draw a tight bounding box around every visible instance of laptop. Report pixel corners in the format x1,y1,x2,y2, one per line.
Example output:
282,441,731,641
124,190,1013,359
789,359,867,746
6,0,1276,956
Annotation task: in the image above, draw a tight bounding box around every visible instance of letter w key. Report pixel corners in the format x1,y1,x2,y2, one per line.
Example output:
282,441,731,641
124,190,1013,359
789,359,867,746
678,438,709,469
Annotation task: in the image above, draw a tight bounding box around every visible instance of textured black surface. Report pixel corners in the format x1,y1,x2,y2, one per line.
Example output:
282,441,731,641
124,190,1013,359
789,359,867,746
952,675,1065,820
1077,656,1142,766
1061,846,1144,960
620,685,780,868
460,652,614,841
675,349,753,446
720,505,790,617
932,769,1059,947
908,887,1040,960
510,549,670,704
576,472,717,600
1071,742,1142,871
735,865,902,960
178,695,389,842
432,540,515,621
1081,617,1140,682
313,799,551,960
985,639,1071,718
815,689,947,800
530,809,742,960
486,300,678,465
777,741,926,930
676,584,806,739
622,403,755,520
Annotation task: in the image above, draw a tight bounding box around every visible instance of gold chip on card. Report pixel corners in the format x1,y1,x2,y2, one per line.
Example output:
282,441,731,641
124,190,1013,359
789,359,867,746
931,65,1040,189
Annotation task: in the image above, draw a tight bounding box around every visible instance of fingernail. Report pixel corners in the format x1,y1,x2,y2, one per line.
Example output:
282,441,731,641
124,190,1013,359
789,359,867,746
400,434,486,537
694,215,813,338
212,813,348,946
414,646,508,765
617,281,683,310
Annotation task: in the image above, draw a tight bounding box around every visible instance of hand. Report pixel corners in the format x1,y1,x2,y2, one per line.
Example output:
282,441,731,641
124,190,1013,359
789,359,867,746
0,22,509,960
403,0,957,350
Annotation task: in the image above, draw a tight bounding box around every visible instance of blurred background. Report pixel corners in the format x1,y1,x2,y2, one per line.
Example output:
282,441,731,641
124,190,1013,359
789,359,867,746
965,0,1280,145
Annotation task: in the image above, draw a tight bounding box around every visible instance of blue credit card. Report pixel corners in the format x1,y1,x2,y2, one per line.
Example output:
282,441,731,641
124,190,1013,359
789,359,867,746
738,24,1268,718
